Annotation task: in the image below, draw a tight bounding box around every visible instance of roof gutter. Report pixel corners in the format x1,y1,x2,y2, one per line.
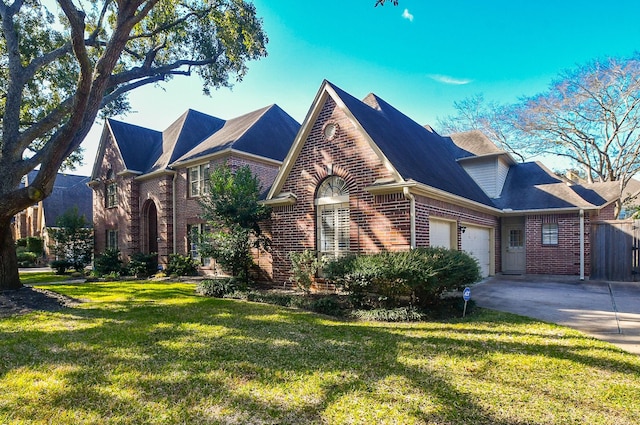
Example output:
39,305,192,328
170,148,282,169
261,192,297,207
501,206,599,215
365,180,502,215
135,168,175,182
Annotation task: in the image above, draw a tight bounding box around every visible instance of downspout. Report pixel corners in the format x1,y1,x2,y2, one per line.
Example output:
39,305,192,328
579,209,585,280
403,187,416,249
172,172,177,254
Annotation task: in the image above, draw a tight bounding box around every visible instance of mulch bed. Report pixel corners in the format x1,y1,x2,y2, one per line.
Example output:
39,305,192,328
0,286,80,318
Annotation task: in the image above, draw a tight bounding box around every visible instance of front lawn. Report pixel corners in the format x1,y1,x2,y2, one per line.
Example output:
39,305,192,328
18,271,76,285
1,281,639,424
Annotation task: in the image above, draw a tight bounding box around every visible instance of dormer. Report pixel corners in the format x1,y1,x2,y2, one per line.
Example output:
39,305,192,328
448,130,517,199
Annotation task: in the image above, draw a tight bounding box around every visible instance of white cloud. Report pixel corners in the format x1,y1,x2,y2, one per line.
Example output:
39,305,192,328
402,9,414,22
427,74,473,85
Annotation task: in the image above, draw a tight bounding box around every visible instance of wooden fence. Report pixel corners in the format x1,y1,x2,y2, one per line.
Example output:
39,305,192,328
590,220,640,281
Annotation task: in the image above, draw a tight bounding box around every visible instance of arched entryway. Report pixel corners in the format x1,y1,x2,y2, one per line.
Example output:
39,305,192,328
141,200,158,254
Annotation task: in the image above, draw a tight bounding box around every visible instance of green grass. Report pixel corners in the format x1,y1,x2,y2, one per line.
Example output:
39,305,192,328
18,271,78,285
1,281,639,424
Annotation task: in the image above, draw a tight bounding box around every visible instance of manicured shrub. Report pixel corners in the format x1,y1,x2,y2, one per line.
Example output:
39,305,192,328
411,248,481,306
50,259,72,274
93,249,123,276
165,254,199,276
288,250,326,293
308,296,345,317
25,236,44,256
325,248,481,308
127,252,158,278
196,278,244,298
351,307,424,322
17,251,38,265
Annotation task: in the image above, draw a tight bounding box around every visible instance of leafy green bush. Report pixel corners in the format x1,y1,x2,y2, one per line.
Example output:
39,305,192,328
308,296,345,317
93,249,123,276
165,254,199,276
288,250,326,293
196,278,244,298
411,248,481,306
351,307,424,322
50,259,72,274
127,252,158,278
17,251,37,265
25,236,44,256
325,248,480,308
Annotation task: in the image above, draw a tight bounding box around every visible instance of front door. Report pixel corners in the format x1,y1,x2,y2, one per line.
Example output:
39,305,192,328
503,224,525,274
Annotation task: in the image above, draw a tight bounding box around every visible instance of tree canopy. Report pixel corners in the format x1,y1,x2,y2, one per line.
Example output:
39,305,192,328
438,54,640,214
197,164,271,282
0,0,268,289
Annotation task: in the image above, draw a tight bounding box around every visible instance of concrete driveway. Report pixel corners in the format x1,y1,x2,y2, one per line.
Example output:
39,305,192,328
472,276,640,355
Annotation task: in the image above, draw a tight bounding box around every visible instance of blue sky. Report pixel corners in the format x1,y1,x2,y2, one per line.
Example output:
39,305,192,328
76,0,640,176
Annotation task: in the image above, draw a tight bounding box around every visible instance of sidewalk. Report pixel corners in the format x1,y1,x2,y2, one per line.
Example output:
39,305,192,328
472,277,640,355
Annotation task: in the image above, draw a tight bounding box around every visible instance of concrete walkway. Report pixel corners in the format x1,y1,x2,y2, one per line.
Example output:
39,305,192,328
472,276,640,355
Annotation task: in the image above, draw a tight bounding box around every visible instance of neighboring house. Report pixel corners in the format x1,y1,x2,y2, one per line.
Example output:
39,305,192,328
90,80,627,282
264,80,622,282
12,171,93,258
89,104,300,272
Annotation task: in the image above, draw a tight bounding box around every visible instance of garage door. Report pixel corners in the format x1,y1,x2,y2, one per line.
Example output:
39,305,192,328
429,220,452,249
461,225,491,277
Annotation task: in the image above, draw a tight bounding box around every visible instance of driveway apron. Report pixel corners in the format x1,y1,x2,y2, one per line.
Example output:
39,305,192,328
472,277,640,355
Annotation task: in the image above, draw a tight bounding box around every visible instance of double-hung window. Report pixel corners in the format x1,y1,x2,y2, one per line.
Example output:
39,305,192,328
106,229,118,250
542,223,558,245
189,163,210,197
106,182,118,208
187,223,211,266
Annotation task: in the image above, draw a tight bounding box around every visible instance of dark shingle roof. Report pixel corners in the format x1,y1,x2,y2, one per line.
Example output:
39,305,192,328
493,162,616,210
447,130,505,159
25,171,93,227
149,109,226,172
107,119,162,172
327,82,494,206
173,104,300,164
108,106,298,174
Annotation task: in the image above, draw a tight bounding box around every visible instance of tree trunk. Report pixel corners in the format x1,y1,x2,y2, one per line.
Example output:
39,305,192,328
0,217,21,291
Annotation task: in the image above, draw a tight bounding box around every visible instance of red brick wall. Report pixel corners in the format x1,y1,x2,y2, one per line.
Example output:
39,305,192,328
525,212,591,276
93,138,282,271
270,97,406,283
92,136,129,257
416,195,501,271
269,97,501,284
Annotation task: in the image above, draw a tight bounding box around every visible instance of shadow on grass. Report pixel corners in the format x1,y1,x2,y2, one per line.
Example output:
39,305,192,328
1,282,639,424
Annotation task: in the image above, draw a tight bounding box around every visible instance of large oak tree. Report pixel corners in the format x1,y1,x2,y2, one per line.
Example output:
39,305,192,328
438,55,640,216
0,0,267,289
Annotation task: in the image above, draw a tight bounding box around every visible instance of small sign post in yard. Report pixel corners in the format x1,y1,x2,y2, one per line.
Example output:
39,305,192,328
462,287,471,318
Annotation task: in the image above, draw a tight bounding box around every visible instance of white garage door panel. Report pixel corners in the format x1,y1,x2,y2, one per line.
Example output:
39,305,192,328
461,226,491,277
430,220,452,249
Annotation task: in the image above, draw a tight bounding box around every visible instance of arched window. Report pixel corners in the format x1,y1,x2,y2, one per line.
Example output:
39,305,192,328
316,176,350,258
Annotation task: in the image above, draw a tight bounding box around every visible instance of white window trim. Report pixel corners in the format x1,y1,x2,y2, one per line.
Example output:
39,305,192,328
188,223,211,266
542,223,559,245
106,229,118,250
106,182,118,208
188,163,210,198
316,176,350,259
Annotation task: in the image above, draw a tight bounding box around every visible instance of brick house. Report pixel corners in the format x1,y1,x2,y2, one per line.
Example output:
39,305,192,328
264,80,623,282
91,80,626,282
89,105,300,271
13,171,92,260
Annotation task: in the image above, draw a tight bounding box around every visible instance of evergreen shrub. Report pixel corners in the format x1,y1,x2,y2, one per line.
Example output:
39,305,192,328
325,247,481,308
